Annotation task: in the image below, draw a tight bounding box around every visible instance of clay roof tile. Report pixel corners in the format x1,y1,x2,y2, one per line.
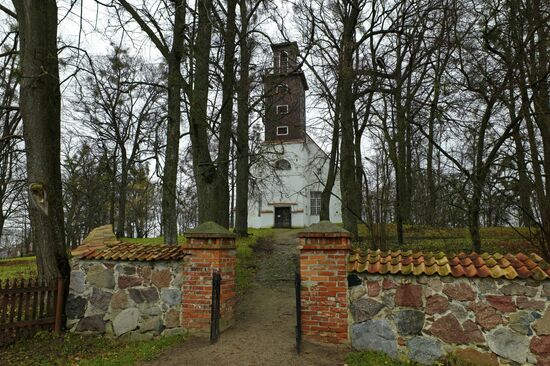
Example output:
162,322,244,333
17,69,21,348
348,249,550,281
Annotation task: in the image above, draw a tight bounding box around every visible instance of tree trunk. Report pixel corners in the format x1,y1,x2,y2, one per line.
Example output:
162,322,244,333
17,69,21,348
354,121,364,222
161,55,181,243
216,0,237,229
116,154,127,237
190,0,227,226
0,214,4,242
512,0,549,255
234,0,251,237
468,197,482,253
426,78,440,226
320,106,339,221
525,111,550,257
392,35,412,245
338,7,361,239
12,0,69,282
161,0,185,244
468,170,486,253
510,123,533,227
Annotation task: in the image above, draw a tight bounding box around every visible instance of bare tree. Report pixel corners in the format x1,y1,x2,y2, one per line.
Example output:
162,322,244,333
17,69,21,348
0,18,25,242
115,0,186,244
73,46,162,238
11,0,69,281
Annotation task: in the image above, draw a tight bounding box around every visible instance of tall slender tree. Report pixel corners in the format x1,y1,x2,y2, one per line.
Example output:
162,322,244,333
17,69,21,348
117,0,185,244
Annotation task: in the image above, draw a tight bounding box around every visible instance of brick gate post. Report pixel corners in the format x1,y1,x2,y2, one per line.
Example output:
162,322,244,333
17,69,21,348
298,221,351,344
182,222,237,332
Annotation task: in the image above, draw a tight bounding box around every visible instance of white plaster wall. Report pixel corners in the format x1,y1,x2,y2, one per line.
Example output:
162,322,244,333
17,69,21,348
247,136,342,228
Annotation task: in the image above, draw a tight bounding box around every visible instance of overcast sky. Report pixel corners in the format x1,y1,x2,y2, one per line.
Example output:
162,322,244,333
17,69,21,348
1,0,336,155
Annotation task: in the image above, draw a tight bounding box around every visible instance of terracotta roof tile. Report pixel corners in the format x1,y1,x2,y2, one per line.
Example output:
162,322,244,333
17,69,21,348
349,250,550,281
76,243,189,262
71,225,189,262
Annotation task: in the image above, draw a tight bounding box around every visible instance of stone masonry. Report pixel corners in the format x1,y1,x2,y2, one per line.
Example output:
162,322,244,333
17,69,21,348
67,222,238,338
349,274,550,365
66,260,184,339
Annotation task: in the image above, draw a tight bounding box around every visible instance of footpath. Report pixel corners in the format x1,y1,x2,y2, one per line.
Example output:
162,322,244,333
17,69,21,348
143,229,347,366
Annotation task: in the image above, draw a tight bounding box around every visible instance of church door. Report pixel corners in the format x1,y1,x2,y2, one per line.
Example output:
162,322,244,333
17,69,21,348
274,207,291,228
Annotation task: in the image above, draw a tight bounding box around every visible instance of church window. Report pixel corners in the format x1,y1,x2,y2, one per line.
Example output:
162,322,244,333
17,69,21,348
277,84,289,94
280,51,288,72
274,159,291,170
276,126,289,136
277,105,289,114
310,191,321,215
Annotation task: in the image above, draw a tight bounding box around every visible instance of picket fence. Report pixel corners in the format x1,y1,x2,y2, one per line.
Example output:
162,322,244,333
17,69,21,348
0,277,63,346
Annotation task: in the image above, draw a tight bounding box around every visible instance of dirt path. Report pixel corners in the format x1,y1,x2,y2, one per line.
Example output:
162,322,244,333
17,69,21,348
143,229,348,366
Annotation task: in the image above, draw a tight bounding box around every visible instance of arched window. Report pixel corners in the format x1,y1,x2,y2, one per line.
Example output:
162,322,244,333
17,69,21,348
274,159,291,170
277,84,289,94
279,51,288,72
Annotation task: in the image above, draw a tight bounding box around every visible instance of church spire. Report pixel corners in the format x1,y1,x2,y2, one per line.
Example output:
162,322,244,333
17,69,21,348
263,42,308,143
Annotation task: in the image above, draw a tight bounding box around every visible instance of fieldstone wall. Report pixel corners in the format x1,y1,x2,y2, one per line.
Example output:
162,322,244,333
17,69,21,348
66,260,184,340
349,274,550,365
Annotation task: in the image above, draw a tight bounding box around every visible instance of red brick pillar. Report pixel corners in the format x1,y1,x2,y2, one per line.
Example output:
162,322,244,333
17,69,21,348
298,221,351,344
181,222,237,332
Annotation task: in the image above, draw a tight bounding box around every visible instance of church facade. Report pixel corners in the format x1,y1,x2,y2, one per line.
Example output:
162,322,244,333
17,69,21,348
247,42,342,228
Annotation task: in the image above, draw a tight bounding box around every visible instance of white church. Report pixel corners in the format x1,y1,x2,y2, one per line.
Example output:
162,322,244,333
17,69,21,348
247,42,342,228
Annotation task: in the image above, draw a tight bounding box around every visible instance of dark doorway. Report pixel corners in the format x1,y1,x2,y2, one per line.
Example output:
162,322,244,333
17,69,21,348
274,207,291,228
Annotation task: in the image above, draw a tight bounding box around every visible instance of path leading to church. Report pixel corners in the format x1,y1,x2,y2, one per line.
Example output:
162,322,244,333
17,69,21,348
142,229,348,366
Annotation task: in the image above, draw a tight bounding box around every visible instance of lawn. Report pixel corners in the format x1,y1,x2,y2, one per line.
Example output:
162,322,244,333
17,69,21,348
234,227,277,293
0,256,36,281
346,351,478,366
0,332,184,366
357,224,537,254
346,351,419,366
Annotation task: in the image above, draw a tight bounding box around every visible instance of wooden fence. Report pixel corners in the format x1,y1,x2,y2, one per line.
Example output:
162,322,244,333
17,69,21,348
0,277,64,346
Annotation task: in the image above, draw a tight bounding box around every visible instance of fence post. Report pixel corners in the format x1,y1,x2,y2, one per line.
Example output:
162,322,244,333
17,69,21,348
298,220,351,344
210,271,221,343
53,277,64,334
182,222,237,333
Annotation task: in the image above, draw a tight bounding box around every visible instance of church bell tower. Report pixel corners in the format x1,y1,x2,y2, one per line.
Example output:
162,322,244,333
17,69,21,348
263,42,309,143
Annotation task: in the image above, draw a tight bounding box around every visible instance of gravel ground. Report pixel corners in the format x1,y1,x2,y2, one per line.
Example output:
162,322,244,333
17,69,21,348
141,229,348,366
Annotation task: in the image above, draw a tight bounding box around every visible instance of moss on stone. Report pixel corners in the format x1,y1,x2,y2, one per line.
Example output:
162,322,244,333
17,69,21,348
300,220,350,233
184,221,236,237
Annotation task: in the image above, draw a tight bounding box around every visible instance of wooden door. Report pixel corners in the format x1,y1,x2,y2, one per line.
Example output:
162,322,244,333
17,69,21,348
274,207,291,228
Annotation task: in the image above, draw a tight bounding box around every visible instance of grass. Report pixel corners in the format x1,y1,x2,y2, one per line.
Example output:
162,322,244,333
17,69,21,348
345,351,478,366
357,224,537,254
235,228,277,293
346,351,419,366
0,332,185,366
0,256,36,281
121,236,185,245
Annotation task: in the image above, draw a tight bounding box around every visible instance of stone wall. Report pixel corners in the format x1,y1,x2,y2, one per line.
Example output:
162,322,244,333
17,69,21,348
349,274,550,365
67,260,184,339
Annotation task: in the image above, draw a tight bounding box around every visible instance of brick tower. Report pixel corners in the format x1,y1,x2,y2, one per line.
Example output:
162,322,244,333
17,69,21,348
263,42,309,142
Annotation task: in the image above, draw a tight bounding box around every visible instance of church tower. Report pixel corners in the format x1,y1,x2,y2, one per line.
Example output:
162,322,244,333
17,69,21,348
247,41,342,229
263,42,309,142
